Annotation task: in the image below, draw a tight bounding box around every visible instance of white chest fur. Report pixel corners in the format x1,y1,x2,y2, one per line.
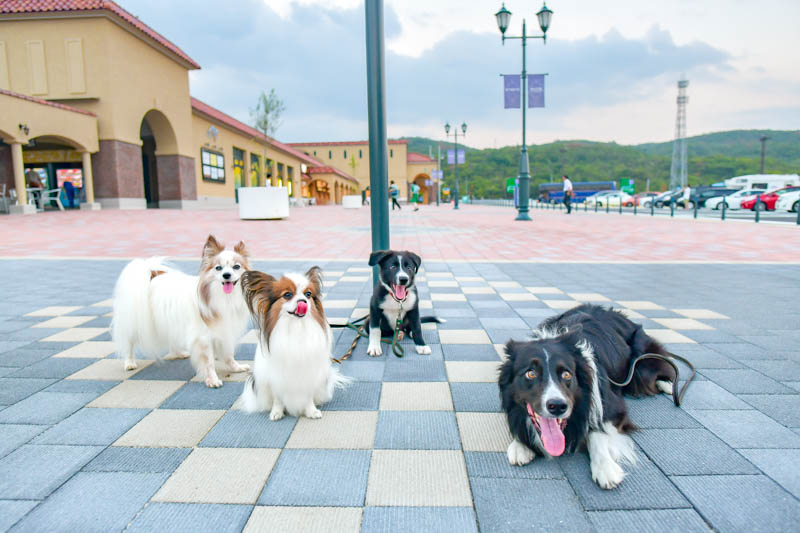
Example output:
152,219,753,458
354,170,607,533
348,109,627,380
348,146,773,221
379,290,417,329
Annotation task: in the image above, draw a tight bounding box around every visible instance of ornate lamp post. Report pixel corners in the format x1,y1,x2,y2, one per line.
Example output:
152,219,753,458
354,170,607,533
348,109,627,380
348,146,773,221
445,121,467,210
495,2,553,221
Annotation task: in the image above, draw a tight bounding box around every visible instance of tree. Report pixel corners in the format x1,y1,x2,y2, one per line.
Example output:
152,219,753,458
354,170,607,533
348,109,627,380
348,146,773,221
250,89,286,186
348,155,358,180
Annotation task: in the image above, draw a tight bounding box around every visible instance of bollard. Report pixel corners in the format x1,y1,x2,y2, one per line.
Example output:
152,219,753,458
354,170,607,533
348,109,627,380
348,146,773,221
584,200,587,212
606,201,610,214
721,200,726,221
797,202,800,225
670,199,675,217
619,201,622,215
755,197,761,223
693,200,698,219
634,202,637,215
651,199,655,217
595,201,598,213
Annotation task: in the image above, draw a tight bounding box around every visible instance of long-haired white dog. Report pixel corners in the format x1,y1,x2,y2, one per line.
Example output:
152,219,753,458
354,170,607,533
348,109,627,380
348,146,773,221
239,267,348,420
112,235,251,388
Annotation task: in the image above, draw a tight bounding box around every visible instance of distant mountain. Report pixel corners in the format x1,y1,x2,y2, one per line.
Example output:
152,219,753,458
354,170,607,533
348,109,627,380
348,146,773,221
398,136,476,157
634,130,800,165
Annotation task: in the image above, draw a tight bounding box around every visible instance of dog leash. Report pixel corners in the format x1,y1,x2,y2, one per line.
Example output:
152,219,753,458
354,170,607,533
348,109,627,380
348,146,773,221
607,351,696,407
329,300,406,363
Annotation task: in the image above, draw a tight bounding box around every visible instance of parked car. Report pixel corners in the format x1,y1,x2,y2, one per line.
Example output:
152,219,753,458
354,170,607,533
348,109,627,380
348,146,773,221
705,189,766,210
775,190,800,212
690,187,739,208
655,189,683,208
632,192,659,207
584,190,616,207
741,186,800,211
592,191,633,207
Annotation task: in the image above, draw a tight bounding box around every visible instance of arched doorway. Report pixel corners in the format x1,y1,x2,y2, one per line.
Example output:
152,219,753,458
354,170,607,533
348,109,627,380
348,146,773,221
140,110,178,208
413,174,432,204
22,135,86,209
310,179,331,205
140,120,158,207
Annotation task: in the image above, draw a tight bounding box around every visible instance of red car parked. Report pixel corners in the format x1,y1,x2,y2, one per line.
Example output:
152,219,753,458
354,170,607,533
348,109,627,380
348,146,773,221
741,186,800,211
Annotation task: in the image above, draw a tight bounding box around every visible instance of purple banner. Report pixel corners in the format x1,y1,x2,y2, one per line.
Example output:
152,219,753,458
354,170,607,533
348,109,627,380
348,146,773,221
503,74,520,109
447,149,465,165
528,74,545,108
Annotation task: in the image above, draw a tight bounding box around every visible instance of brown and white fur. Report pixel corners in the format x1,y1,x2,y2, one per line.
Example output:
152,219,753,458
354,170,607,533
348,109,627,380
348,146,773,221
111,235,251,388
239,267,349,420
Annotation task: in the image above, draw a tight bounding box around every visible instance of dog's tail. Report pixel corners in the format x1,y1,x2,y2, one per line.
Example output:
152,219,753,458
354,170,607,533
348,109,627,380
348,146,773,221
111,257,171,358
239,373,273,413
421,316,447,324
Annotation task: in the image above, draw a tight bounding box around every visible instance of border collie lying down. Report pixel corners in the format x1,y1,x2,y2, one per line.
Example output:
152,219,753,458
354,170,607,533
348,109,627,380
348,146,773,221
499,304,677,489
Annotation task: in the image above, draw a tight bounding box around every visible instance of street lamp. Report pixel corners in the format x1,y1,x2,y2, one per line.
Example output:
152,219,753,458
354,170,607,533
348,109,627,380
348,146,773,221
495,2,553,221
445,121,467,210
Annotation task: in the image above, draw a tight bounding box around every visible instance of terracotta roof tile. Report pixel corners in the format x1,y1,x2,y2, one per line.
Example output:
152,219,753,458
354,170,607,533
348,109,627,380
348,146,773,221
305,166,358,184
0,88,96,116
287,140,407,147
407,152,435,163
0,0,200,69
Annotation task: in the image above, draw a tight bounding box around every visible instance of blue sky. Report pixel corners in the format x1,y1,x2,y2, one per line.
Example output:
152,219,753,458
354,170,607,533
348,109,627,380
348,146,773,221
122,0,800,148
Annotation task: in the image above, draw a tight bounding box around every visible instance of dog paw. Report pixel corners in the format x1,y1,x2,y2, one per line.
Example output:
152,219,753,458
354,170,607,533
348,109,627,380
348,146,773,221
656,380,674,395
367,344,383,357
591,459,625,490
205,375,223,388
507,439,535,466
305,407,323,419
415,345,432,355
124,361,138,371
269,407,285,421
230,362,250,373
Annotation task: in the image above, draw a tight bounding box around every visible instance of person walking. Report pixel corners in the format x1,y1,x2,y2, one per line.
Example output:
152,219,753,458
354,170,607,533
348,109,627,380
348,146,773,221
562,174,573,214
389,180,401,210
410,182,420,211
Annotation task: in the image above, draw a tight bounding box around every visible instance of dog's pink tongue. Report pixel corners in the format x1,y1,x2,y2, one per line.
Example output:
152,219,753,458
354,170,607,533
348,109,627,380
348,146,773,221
540,417,566,457
393,284,407,300
296,300,308,316
222,282,234,294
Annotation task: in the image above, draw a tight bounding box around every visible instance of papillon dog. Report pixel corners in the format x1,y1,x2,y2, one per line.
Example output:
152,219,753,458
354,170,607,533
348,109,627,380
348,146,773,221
112,235,251,388
238,266,349,420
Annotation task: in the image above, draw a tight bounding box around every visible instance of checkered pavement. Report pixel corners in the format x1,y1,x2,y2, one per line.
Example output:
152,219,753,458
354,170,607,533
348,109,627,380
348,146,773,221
1,260,799,532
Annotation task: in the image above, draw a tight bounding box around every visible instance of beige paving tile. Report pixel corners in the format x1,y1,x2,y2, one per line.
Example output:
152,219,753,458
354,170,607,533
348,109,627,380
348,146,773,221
455,276,483,282
91,299,114,307
347,267,371,273
366,450,471,506
421,322,437,331
430,293,467,302
153,448,279,504
66,358,151,381
419,300,433,309
286,411,377,449
438,329,491,344
244,507,362,533
324,271,345,277
114,409,225,447
456,412,512,452
339,276,368,282
328,316,350,327
32,316,95,329
25,306,82,317
500,292,538,302
673,308,730,320
415,276,427,282
323,280,337,288
525,287,563,295
53,341,116,359
618,308,646,319
426,272,454,278
88,380,185,408
653,318,714,330
323,299,358,308
489,281,521,288
567,292,610,302
379,382,453,410
40,328,107,342
542,299,580,310
350,307,369,318
461,286,495,295
103,312,114,318
494,344,508,360
427,280,458,288
616,300,664,310
644,329,697,344
445,361,501,382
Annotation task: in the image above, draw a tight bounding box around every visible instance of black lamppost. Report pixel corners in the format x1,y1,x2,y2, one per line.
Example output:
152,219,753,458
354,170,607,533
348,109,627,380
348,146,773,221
495,2,553,221
445,121,467,210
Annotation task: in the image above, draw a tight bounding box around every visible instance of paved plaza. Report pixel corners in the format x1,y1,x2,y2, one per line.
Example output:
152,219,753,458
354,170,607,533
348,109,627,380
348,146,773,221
1,205,799,532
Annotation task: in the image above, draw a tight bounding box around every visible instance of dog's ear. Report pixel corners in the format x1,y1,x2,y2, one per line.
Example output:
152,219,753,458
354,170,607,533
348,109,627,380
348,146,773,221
504,340,521,363
368,250,392,266
202,235,224,264
405,251,422,272
240,270,276,318
305,266,323,296
562,323,583,340
234,241,250,268
499,340,521,387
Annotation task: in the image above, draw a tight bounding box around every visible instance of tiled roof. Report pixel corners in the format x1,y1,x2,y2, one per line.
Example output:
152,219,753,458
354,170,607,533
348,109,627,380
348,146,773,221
0,88,96,116
190,98,318,167
288,140,408,147
407,152,434,163
306,165,358,185
0,0,200,69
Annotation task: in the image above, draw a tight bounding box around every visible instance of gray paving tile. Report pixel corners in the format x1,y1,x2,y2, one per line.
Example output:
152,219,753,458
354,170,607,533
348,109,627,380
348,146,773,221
479,317,529,329
700,368,795,394
0,424,46,460
200,410,297,448
322,382,381,410
471,478,592,532
437,318,484,330
10,471,169,533
464,451,564,479
739,335,795,351
688,409,800,449
338,360,385,381
450,383,501,412
587,509,711,533
0,378,57,406
633,428,759,475
428,307,477,318
672,475,800,533
258,449,370,506
484,328,534,344
679,380,753,410
625,395,703,428
5,328,64,342
738,394,800,427
33,407,149,445
160,382,244,410
670,346,743,369
707,342,774,361
0,444,103,499
361,507,478,533
441,344,500,361
0,391,96,425
559,452,689,510
745,359,800,381
739,449,800,499
44,379,118,394
129,359,196,381
383,360,446,382
0,500,38,533
374,411,460,450
83,447,191,473
127,502,252,533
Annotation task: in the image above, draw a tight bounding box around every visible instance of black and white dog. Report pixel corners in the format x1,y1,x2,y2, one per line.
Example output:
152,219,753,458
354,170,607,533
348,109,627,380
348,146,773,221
499,304,677,489
366,250,443,356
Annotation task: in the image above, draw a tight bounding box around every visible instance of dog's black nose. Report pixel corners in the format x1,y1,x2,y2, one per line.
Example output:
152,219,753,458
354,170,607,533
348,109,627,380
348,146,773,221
222,272,231,280
398,275,409,285
546,399,568,417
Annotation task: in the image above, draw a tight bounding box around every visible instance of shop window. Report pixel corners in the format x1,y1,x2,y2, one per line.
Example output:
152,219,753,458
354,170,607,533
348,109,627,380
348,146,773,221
277,162,285,184
359,149,363,159
202,148,225,182
266,159,274,184
233,148,245,188
250,153,261,186
344,150,347,159
390,149,393,158
328,150,332,159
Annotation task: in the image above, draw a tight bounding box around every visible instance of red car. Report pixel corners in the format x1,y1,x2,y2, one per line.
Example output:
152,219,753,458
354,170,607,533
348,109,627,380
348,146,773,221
741,186,800,211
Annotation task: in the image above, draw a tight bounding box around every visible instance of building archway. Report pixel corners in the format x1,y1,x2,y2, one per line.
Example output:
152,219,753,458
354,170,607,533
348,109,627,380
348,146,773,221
310,179,331,205
21,135,87,208
140,109,179,208
413,173,432,204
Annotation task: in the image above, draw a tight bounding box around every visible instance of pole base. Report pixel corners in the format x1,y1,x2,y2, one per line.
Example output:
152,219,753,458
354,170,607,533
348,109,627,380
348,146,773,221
515,212,531,221
9,204,36,215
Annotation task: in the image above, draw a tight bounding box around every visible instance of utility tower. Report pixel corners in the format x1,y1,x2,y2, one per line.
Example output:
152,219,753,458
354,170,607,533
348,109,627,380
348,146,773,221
669,78,689,190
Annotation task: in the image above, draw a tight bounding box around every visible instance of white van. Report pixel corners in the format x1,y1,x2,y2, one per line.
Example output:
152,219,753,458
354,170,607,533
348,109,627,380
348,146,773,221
724,174,800,191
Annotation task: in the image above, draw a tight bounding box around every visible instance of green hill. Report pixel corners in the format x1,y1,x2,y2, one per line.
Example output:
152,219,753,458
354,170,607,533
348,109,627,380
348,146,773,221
394,130,799,198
